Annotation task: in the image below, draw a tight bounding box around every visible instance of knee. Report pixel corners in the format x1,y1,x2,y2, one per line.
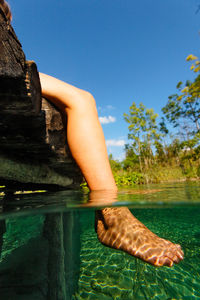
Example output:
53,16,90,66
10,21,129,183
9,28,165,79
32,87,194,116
83,91,97,109
72,89,97,113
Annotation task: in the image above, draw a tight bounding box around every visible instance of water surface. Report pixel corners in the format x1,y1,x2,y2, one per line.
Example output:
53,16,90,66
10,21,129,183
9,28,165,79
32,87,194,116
0,182,199,299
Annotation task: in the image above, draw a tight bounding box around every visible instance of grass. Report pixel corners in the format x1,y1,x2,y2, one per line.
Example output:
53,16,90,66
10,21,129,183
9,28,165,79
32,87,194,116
111,164,200,187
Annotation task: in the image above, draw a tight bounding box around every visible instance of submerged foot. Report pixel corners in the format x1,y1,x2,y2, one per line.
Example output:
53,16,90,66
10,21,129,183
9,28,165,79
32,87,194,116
95,207,184,267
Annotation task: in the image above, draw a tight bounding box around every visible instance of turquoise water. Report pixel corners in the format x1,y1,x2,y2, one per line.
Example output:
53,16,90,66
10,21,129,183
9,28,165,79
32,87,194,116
0,182,200,299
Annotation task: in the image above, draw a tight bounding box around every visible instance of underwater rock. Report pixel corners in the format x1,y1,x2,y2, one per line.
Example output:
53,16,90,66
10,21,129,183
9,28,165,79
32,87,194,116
43,212,81,300
0,237,48,300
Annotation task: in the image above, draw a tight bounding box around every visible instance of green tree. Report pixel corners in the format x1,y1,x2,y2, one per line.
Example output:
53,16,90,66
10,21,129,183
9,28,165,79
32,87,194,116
165,138,183,166
123,102,160,171
108,154,122,172
162,54,200,133
123,144,139,170
154,140,166,164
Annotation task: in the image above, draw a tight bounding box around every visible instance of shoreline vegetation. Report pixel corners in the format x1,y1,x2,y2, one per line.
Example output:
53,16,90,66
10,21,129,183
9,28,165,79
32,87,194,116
80,54,200,190
108,54,200,187
109,161,200,187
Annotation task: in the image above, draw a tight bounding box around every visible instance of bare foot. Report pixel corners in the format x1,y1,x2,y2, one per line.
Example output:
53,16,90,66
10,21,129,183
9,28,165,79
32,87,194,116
95,207,184,267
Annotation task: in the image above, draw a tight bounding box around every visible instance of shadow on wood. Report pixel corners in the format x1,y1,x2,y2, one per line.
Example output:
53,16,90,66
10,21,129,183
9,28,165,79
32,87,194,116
0,7,83,192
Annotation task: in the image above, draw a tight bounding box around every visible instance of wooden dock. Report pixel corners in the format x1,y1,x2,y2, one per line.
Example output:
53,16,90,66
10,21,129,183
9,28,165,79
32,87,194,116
0,7,83,192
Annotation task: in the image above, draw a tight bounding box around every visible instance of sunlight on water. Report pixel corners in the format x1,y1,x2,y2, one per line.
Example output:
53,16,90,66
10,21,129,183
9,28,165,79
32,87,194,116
76,207,200,299
0,182,199,299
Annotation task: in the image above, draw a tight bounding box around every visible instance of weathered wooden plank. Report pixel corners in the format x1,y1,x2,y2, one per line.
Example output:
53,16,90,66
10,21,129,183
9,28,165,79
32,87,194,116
0,7,82,191
0,8,25,77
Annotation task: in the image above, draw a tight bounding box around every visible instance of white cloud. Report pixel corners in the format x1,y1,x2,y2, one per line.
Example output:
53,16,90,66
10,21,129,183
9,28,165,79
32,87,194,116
98,105,115,112
99,115,116,124
106,105,115,110
106,139,125,147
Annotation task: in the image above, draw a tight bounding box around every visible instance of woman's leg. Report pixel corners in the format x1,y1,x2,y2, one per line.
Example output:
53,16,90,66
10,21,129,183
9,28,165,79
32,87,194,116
39,73,116,191
39,73,184,266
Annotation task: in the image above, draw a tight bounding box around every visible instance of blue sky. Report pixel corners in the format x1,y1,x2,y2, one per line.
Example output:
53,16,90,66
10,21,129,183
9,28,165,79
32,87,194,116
10,0,200,160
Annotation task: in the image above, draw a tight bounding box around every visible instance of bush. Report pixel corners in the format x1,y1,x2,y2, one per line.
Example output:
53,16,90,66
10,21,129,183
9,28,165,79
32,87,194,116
197,165,200,177
113,172,144,186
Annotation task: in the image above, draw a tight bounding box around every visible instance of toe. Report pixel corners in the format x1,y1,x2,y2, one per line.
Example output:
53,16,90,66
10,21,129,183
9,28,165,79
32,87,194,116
165,245,184,263
165,249,176,260
172,255,180,264
147,256,158,265
176,244,184,256
175,244,184,259
175,243,182,250
157,256,174,267
177,250,184,260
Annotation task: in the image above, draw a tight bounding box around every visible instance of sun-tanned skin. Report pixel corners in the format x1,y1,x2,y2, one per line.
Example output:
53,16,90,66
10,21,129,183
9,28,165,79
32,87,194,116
96,207,184,267
39,73,184,267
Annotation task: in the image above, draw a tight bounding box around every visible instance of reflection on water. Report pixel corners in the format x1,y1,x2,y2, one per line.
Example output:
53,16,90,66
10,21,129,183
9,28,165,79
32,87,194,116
0,182,199,299
0,182,200,218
